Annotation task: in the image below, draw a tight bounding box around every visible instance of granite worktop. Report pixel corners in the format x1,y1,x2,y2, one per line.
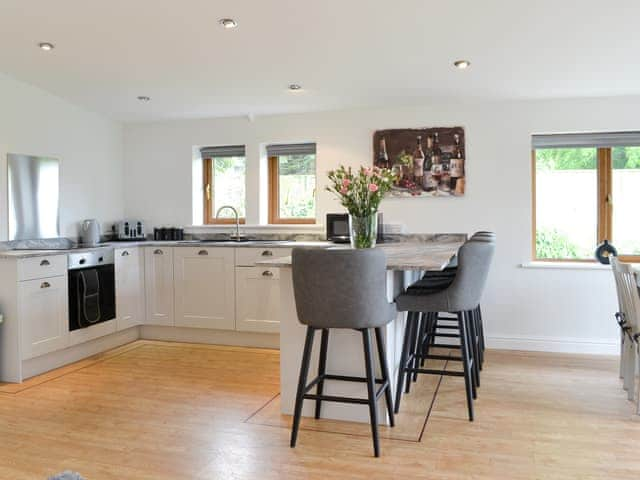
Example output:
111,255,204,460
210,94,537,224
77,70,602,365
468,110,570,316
255,235,464,271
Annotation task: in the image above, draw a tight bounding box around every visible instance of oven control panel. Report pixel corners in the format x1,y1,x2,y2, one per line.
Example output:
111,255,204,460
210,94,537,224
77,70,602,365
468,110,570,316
68,248,114,270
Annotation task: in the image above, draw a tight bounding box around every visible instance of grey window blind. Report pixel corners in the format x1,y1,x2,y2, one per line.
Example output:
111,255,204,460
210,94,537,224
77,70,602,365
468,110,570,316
532,131,640,149
266,143,316,156
200,145,245,158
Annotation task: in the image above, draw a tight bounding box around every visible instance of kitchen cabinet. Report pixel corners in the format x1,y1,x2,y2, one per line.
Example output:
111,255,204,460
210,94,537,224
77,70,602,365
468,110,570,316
235,266,281,333
144,247,174,326
19,275,69,360
174,247,235,330
115,247,145,331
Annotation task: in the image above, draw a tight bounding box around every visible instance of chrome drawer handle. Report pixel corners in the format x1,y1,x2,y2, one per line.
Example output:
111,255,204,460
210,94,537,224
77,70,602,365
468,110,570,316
153,249,163,255
40,281,51,289
121,251,129,256
261,250,273,257
198,250,208,256
262,270,274,277
40,259,50,266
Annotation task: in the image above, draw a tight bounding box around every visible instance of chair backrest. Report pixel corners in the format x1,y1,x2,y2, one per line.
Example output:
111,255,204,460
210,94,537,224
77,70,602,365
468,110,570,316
445,237,496,311
470,231,496,241
610,256,626,317
611,257,640,333
292,248,393,329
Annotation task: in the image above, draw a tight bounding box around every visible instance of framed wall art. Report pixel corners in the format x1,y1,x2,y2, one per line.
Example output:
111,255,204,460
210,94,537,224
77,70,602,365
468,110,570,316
373,127,465,197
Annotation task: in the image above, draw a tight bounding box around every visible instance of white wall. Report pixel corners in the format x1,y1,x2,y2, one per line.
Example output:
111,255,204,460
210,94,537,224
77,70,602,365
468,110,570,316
124,96,640,354
0,73,124,239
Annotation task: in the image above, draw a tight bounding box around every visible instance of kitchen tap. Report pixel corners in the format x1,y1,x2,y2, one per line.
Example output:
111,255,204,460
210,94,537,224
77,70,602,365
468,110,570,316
215,205,244,241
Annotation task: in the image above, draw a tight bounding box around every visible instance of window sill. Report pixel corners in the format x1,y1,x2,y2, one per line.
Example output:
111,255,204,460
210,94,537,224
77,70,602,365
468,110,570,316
187,223,324,233
520,261,610,271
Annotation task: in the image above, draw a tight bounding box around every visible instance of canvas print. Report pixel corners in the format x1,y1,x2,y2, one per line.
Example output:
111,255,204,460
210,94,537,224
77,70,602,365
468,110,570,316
373,127,465,197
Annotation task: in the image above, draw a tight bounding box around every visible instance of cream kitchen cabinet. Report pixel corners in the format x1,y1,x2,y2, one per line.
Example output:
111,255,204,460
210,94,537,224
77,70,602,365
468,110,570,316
144,246,174,326
115,247,145,330
19,275,69,360
235,266,281,333
173,247,235,330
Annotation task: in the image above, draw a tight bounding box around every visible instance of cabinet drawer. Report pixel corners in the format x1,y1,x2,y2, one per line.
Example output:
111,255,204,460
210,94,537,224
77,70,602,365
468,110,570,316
235,247,292,266
18,255,67,281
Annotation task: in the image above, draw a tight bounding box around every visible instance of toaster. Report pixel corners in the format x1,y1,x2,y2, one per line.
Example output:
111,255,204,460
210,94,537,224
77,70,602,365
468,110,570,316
113,220,146,240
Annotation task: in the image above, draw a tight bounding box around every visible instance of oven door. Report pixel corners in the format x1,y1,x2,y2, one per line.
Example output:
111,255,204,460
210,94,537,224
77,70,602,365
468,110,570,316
68,264,116,331
326,213,351,243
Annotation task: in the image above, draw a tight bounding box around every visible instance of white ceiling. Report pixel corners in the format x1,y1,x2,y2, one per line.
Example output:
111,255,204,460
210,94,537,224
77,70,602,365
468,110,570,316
1,0,639,122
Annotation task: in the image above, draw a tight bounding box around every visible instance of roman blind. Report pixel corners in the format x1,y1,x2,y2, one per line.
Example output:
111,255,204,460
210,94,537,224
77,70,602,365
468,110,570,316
200,145,245,158
266,143,316,156
532,131,640,149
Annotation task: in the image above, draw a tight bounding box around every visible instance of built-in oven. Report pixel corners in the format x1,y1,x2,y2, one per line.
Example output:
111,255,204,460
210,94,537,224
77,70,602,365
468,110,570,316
326,212,384,243
68,249,116,331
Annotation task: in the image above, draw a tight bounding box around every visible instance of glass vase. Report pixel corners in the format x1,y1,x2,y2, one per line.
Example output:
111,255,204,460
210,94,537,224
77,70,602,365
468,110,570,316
349,213,378,249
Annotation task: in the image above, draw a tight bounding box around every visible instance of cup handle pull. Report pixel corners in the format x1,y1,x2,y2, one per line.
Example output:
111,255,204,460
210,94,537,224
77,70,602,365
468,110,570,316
198,250,208,256
262,270,274,277
153,249,163,255
40,281,51,289
121,251,129,256
40,259,50,266
261,250,273,257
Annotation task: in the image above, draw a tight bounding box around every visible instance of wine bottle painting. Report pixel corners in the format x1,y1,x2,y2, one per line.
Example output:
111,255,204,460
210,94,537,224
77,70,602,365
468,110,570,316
373,127,465,197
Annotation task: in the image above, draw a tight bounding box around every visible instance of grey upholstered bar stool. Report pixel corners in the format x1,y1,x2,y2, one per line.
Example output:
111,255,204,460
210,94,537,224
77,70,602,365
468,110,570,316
394,238,495,420
290,248,396,457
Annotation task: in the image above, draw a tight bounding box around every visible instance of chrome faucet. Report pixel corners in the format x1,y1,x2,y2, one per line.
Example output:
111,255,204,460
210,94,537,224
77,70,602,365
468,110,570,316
215,205,243,241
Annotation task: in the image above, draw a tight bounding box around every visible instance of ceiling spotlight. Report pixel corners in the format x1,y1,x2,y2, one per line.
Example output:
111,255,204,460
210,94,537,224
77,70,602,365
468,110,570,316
38,42,54,51
137,96,151,102
453,60,471,69
219,18,238,29
288,84,302,91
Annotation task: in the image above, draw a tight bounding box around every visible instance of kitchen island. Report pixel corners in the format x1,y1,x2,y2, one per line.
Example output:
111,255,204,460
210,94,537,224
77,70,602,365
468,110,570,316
257,235,464,424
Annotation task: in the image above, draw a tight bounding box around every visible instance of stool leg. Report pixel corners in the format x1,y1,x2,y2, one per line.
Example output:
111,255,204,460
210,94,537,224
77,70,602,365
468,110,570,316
374,327,395,428
315,329,329,419
405,314,419,394
466,310,480,390
457,312,474,422
413,313,427,382
290,326,315,448
394,311,416,414
362,329,380,457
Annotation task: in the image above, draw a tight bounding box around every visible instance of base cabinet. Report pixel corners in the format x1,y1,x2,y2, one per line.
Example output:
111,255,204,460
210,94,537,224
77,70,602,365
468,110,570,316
19,275,69,360
115,247,145,330
174,247,235,330
144,247,175,326
235,266,281,333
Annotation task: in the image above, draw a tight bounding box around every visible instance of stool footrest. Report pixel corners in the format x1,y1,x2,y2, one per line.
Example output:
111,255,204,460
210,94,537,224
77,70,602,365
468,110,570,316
405,368,465,377
420,354,463,361
303,393,370,405
426,332,460,338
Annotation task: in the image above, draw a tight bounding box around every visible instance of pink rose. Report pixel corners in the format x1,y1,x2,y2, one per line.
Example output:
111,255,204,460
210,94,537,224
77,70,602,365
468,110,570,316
342,179,351,187
368,183,379,192
340,187,349,195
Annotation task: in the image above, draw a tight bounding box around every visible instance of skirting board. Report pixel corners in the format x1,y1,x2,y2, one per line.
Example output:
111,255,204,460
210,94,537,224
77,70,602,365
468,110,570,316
140,325,279,349
487,334,618,355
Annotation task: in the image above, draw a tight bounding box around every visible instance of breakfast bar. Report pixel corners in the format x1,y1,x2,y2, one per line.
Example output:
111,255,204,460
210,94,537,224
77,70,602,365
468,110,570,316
258,235,464,424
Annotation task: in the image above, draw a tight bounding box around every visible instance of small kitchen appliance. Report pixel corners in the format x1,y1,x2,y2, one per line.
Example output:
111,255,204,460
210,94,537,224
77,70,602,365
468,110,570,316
113,220,146,240
80,219,101,246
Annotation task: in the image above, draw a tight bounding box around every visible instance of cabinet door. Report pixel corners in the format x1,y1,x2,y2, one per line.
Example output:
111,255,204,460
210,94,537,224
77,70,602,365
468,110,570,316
174,247,235,330
235,267,280,334
144,247,174,326
19,275,69,359
115,247,145,330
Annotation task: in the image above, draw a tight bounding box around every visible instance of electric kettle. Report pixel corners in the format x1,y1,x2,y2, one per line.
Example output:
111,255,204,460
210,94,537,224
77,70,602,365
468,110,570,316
80,219,101,246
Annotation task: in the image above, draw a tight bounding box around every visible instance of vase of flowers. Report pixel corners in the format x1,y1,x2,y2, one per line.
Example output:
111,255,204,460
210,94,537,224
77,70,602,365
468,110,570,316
326,165,396,248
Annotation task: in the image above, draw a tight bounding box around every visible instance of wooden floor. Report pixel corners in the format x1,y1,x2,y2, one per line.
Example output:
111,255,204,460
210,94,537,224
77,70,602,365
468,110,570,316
1,340,639,479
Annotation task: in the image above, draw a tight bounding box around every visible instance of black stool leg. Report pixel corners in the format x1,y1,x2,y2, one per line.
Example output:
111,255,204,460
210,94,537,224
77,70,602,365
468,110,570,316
413,313,427,382
405,314,419,394
374,327,395,427
394,311,416,413
457,312,474,422
466,310,480,390
315,329,329,419
290,326,315,448
362,328,380,457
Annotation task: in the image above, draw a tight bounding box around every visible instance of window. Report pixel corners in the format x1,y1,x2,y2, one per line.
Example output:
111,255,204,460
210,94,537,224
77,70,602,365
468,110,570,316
532,132,640,261
200,145,246,224
267,143,317,224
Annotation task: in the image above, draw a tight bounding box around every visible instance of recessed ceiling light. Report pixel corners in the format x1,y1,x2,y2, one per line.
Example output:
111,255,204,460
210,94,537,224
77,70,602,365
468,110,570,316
137,96,151,102
288,84,302,91
453,60,471,69
219,18,238,29
38,42,54,51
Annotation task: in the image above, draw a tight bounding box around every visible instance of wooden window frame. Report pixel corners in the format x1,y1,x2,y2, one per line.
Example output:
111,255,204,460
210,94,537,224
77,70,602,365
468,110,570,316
202,157,246,225
268,155,316,224
532,147,639,262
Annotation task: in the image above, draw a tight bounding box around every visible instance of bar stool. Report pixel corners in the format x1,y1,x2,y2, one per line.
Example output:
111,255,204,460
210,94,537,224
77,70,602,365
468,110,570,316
394,238,495,420
290,248,397,457
410,232,495,381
